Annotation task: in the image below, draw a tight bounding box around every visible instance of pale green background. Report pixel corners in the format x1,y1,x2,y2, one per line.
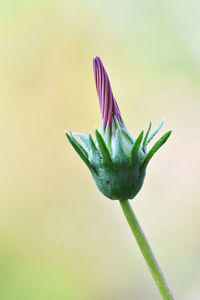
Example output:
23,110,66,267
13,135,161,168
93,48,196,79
0,0,200,299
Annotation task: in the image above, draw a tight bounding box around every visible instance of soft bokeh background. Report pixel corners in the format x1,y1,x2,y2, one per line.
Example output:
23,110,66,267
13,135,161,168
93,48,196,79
0,0,200,299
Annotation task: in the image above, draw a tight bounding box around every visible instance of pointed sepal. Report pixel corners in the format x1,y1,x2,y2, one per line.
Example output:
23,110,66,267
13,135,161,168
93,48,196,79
104,124,112,155
88,132,98,154
147,120,164,145
131,130,144,159
141,130,172,170
95,129,112,165
122,129,134,145
142,121,152,153
73,133,90,150
65,131,93,170
113,129,128,164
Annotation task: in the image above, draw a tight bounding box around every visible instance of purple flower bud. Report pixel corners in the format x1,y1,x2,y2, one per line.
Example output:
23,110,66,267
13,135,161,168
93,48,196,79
66,57,172,200
93,56,122,131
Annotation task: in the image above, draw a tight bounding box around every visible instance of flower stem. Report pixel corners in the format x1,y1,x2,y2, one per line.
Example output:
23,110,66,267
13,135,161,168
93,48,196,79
119,199,175,300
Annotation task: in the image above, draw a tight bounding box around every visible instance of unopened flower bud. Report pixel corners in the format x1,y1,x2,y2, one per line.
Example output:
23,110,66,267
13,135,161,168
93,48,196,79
66,57,171,200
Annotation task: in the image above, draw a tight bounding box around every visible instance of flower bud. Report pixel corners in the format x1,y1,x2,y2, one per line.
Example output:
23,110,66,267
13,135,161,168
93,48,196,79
66,57,171,200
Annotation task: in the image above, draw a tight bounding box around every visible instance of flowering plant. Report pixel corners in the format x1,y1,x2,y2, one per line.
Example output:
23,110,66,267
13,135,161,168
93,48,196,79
65,57,175,299
66,57,171,200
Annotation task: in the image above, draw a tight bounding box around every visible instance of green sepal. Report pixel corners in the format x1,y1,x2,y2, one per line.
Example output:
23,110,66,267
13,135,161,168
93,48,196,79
142,121,152,152
73,133,90,150
131,130,144,159
95,129,112,165
65,131,92,170
147,120,164,145
113,129,128,164
70,131,89,157
66,118,171,200
142,130,172,169
105,124,112,155
122,129,134,145
114,117,122,131
88,132,98,154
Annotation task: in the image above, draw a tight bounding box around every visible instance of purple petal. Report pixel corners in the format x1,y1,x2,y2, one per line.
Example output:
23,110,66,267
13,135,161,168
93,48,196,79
93,56,121,130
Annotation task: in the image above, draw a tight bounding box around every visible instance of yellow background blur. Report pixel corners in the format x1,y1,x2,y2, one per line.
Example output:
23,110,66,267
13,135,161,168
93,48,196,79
0,1,200,299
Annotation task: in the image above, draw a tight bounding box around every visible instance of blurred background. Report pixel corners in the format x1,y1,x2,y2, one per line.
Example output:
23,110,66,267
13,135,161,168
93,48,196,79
0,0,200,299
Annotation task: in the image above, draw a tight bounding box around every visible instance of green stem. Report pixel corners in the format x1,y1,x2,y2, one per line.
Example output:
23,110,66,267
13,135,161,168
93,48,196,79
119,199,175,300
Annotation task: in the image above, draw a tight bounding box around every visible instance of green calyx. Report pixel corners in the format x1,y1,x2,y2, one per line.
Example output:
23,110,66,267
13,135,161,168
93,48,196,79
66,120,171,200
